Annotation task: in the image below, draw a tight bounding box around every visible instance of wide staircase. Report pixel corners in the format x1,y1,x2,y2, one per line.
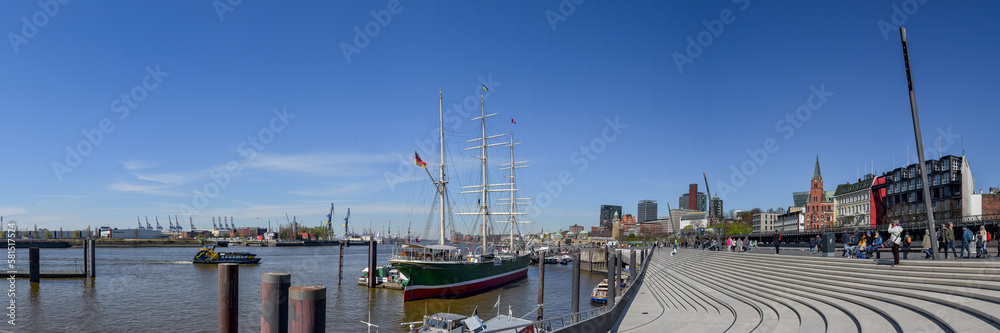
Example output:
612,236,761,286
617,249,1000,333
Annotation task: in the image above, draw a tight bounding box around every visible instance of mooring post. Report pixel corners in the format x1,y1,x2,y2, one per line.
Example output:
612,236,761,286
630,250,637,284
88,239,96,278
571,252,580,323
289,286,326,333
607,250,616,309
616,251,623,289
367,240,377,288
537,251,545,321
261,272,291,333
82,240,89,277
29,248,40,283
338,242,344,285
218,263,238,333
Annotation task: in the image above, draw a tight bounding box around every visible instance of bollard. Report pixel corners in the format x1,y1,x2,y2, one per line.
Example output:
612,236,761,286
289,286,326,333
607,251,617,309
261,273,291,333
571,252,580,323
88,239,96,277
630,250,637,285
218,263,239,333
83,241,89,277
616,251,623,290
338,242,344,285
29,248,40,283
537,252,545,321
367,240,377,288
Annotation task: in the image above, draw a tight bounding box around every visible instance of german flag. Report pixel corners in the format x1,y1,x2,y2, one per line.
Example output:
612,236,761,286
414,151,427,168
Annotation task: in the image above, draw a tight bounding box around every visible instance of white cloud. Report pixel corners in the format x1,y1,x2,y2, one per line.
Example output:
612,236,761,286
0,206,28,216
244,153,397,176
105,181,178,195
121,159,161,170
134,171,204,185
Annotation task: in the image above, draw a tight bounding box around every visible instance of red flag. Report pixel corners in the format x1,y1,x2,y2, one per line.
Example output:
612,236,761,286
511,119,516,124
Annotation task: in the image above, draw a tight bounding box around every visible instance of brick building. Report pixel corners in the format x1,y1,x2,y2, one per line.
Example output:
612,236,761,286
804,155,833,231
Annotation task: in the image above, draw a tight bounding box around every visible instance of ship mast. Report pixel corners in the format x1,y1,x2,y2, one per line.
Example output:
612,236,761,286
458,86,515,255
439,89,447,245
499,121,532,252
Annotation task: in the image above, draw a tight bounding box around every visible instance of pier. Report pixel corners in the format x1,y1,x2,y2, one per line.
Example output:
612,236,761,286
13,240,97,281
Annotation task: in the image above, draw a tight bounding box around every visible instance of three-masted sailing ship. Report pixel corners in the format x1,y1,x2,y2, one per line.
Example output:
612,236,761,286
390,87,532,301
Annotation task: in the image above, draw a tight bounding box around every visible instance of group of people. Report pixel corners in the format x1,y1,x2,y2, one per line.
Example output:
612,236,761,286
933,222,993,259
723,237,756,252
840,229,883,259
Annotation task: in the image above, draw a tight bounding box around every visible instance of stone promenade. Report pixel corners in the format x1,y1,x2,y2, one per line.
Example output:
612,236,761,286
616,248,1000,333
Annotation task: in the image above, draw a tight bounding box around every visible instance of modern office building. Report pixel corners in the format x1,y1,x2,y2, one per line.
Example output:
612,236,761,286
875,155,977,225
599,205,623,230
679,191,708,211
710,195,724,219
752,212,780,232
776,210,805,233
637,200,657,223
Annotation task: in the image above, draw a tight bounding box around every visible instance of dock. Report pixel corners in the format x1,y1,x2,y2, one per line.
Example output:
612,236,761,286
10,270,86,278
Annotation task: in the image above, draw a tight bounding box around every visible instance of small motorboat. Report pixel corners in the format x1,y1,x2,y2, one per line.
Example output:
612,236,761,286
359,265,404,286
591,279,609,303
406,309,535,332
192,245,260,264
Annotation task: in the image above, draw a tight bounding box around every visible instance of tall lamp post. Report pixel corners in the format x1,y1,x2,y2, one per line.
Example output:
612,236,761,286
900,27,938,260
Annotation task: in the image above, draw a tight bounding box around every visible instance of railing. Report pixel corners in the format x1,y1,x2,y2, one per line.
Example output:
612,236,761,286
482,248,654,333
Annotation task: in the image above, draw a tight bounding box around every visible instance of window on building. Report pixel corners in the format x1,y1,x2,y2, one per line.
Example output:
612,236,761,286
909,192,915,203
942,162,950,171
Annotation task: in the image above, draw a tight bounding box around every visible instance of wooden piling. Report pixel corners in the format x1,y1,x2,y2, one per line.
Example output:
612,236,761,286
338,242,344,285
218,263,239,333
630,250,636,283
289,286,326,333
83,240,89,277
261,272,291,333
607,251,616,309
616,251,622,289
367,240,377,288
571,252,580,323
88,239,96,277
537,252,545,321
29,248,39,283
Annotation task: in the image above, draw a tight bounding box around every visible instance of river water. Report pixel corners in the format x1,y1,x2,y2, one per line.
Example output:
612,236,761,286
10,245,608,332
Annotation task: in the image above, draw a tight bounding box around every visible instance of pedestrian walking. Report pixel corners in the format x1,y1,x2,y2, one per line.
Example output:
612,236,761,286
922,229,933,259
888,221,903,266
815,235,822,254
901,231,912,260
962,226,974,259
945,223,956,259
976,225,990,258
936,227,945,257
809,236,817,254
774,231,781,255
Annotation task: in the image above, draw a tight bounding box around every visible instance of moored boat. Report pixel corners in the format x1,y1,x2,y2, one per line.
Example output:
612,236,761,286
192,245,260,264
591,279,609,303
390,89,532,301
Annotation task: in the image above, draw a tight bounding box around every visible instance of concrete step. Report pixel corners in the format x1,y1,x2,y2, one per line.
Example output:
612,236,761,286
673,253,882,333
710,254,1000,307
683,251,997,332
671,251,953,332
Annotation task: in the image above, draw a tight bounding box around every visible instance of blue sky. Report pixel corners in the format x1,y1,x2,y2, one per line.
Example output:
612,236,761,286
2,1,997,236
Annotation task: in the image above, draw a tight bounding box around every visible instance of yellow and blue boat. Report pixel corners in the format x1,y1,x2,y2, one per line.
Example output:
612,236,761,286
192,245,261,264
